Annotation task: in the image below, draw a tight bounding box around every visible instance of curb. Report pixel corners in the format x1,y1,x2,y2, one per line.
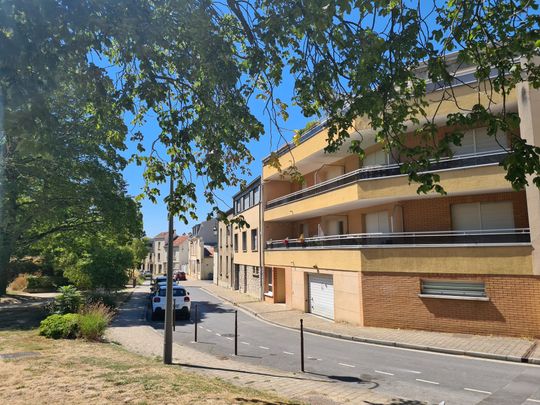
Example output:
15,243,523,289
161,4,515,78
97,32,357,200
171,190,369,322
200,287,539,365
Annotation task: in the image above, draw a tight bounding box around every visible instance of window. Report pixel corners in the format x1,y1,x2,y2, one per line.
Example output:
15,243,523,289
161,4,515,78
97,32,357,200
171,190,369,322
225,256,229,278
234,234,238,252
235,199,241,214
251,229,258,251
158,242,161,249
363,149,392,167
242,231,247,252
219,228,223,248
450,127,509,156
451,201,514,231
243,194,250,210
158,253,161,261
252,266,260,277
365,211,390,233
219,256,223,276
253,186,260,205
158,288,186,297
421,280,486,298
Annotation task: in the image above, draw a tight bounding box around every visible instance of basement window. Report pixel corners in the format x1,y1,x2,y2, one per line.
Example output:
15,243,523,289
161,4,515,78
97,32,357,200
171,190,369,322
419,280,489,301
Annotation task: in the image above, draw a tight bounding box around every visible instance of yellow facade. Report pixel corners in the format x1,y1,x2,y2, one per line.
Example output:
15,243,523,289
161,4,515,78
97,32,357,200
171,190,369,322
233,204,262,267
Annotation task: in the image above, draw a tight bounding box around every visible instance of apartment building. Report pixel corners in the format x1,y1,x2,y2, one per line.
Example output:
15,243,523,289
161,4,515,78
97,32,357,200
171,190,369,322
232,177,263,298
215,209,234,288
261,61,540,338
150,231,176,275
172,234,189,272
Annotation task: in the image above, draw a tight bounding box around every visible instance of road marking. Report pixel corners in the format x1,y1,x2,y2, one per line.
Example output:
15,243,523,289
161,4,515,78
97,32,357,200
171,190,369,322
338,362,356,368
226,337,233,341
205,329,212,332
526,399,540,403
464,388,492,395
403,370,422,374
283,351,294,355
375,370,394,376
240,341,250,345
416,378,439,385
258,346,270,350
215,333,221,336
198,326,204,329
307,356,322,361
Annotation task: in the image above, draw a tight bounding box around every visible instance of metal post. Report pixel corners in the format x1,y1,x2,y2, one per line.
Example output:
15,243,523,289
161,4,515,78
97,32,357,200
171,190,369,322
234,310,238,356
173,299,176,331
194,304,198,342
163,174,175,365
300,318,305,372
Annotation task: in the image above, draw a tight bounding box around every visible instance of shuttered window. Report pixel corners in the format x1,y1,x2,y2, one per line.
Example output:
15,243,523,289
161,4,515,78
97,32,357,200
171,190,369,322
365,211,390,233
451,201,514,231
421,280,486,298
450,127,509,156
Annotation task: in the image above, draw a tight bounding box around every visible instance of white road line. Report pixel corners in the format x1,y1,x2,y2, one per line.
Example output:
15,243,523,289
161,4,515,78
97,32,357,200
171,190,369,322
464,388,492,395
198,326,204,329
403,370,422,374
526,399,540,403
240,341,250,345
258,346,270,350
215,333,221,336
226,337,233,341
283,351,294,355
375,370,394,376
338,362,356,368
307,356,322,361
416,378,439,385
205,329,212,332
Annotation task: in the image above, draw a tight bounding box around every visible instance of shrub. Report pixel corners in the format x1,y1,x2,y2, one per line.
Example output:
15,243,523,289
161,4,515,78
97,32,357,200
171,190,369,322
85,291,118,310
26,275,56,292
53,285,83,314
78,303,113,341
8,274,29,291
39,314,79,339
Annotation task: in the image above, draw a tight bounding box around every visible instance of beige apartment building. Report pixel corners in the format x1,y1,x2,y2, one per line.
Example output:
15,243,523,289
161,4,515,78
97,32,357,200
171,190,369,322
232,177,263,298
260,58,540,338
215,209,234,288
188,219,217,280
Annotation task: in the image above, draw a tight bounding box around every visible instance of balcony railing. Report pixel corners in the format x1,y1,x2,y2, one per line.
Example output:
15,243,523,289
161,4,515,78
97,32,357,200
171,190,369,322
266,151,508,209
265,228,530,249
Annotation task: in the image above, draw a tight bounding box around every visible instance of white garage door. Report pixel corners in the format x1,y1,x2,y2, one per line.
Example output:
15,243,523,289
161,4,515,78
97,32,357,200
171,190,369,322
308,274,334,320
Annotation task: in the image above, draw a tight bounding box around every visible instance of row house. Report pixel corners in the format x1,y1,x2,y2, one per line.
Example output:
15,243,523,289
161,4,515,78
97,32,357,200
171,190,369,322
188,219,218,280
259,61,540,338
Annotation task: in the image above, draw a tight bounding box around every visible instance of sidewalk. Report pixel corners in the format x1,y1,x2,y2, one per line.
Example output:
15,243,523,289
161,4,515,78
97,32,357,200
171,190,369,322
107,284,417,405
189,279,540,365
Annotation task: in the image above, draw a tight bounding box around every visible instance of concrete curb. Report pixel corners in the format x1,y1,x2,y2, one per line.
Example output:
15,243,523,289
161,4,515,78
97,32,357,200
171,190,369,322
200,287,540,365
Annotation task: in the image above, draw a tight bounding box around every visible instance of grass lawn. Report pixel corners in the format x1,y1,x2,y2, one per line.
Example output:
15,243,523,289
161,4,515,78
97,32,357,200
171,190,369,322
0,330,299,405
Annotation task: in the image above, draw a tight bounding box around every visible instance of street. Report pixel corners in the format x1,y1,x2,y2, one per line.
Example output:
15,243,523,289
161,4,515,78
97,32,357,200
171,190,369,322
140,285,540,405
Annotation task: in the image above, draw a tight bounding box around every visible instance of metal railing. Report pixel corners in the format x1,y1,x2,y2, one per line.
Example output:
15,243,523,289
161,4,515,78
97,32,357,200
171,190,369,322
266,151,508,209
265,228,530,249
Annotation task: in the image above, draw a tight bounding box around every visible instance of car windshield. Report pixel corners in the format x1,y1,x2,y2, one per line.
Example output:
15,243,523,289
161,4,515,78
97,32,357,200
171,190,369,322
158,288,186,297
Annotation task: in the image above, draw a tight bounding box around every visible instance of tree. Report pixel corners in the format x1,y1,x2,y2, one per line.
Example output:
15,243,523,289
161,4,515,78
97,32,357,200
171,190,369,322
229,0,540,193
0,0,143,294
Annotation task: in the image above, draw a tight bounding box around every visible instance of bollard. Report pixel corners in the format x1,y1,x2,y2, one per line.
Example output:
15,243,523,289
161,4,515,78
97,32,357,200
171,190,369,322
173,299,176,331
194,304,198,342
234,310,238,356
300,318,305,372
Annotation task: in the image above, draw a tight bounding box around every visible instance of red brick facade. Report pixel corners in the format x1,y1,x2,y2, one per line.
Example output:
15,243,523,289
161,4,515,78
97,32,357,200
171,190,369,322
361,272,540,338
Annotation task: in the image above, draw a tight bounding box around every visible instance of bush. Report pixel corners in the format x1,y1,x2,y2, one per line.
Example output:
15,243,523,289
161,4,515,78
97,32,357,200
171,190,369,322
53,285,83,314
78,303,113,341
8,274,29,291
85,291,118,310
39,314,79,339
26,275,56,292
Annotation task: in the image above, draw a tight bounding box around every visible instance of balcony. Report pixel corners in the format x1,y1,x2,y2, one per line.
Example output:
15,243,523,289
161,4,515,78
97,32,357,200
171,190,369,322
265,228,530,250
266,151,508,210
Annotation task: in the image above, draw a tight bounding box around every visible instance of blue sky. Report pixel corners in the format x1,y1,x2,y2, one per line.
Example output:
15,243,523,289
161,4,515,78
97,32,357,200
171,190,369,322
121,74,311,238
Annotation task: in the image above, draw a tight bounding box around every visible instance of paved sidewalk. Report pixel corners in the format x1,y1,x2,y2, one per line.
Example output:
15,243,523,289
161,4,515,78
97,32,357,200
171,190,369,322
186,279,540,365
107,284,419,405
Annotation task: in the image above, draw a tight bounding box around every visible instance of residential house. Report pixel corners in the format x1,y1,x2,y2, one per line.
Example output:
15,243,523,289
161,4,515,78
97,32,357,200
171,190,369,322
188,219,218,280
215,209,234,288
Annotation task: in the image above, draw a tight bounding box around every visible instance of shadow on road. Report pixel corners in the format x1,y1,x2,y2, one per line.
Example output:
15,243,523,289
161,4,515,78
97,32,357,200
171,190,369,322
307,371,379,390
366,400,425,405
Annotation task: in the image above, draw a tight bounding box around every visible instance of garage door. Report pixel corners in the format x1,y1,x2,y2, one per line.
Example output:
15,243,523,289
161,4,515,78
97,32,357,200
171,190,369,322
308,274,334,320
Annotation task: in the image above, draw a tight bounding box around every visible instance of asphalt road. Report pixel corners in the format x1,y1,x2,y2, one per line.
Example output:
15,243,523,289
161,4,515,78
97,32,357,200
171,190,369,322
141,285,540,405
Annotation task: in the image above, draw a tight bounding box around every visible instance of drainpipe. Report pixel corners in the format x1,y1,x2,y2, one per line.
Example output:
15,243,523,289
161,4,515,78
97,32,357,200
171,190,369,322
259,178,265,302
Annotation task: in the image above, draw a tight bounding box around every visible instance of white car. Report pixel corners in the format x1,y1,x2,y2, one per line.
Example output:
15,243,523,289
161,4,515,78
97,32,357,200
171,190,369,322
151,285,191,321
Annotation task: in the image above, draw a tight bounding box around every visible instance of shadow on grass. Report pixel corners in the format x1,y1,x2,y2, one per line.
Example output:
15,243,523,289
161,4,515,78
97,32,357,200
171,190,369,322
0,305,49,331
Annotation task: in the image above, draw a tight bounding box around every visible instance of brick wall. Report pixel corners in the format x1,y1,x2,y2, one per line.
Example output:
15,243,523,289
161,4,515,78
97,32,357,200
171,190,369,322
401,191,528,232
362,272,540,338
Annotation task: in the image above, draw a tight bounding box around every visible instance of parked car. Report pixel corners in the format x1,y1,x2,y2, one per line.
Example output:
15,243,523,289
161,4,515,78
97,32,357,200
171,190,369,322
150,285,191,321
151,275,167,292
142,270,152,279
174,271,186,281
